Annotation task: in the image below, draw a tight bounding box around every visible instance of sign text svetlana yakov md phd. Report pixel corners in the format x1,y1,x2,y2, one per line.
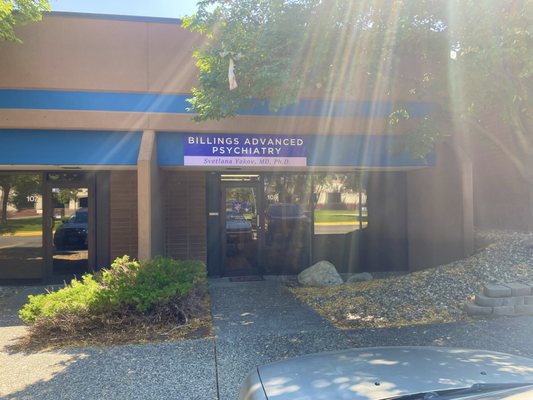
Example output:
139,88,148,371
184,134,307,166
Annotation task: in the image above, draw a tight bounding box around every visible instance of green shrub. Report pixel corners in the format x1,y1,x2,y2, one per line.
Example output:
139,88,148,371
96,256,206,313
92,255,142,311
19,256,208,324
116,256,206,313
19,274,101,323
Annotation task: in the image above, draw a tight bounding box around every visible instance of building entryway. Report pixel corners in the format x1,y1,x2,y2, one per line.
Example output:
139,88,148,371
221,181,260,276
218,174,313,277
206,171,372,278
43,173,96,280
0,172,99,282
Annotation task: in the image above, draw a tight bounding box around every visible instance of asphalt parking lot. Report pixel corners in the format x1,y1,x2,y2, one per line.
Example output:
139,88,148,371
1,279,533,400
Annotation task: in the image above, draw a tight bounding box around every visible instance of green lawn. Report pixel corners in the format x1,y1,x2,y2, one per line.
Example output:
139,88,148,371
0,217,43,234
314,210,367,223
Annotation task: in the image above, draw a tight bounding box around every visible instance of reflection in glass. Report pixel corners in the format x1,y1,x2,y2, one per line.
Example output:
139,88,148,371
263,174,312,274
0,174,43,280
46,173,85,182
224,186,258,274
51,187,89,278
313,173,367,235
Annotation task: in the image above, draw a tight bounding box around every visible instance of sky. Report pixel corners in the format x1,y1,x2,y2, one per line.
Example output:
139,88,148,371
49,0,200,18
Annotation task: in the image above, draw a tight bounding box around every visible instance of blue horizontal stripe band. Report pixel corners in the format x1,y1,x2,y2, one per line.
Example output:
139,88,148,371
0,130,142,166
0,129,434,167
0,89,434,118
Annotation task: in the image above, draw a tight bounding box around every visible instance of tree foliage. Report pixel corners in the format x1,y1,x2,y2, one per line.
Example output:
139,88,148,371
183,0,530,152
183,0,450,121
0,0,50,42
184,0,532,221
56,189,79,206
446,1,532,181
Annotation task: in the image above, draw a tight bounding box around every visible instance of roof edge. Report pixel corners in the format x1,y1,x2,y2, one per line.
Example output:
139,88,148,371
45,11,183,25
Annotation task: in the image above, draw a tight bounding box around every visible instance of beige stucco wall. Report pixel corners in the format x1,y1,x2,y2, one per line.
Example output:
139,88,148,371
0,15,199,93
0,13,422,135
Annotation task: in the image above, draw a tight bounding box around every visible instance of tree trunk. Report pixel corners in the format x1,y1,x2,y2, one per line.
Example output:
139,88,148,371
0,184,10,224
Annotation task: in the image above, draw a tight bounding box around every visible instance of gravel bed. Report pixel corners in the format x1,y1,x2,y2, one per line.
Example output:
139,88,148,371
289,230,533,329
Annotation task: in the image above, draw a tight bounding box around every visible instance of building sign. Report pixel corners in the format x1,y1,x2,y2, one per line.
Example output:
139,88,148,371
184,134,307,167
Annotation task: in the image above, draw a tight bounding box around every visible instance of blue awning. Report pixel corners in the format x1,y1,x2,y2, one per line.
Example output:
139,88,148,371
0,130,142,166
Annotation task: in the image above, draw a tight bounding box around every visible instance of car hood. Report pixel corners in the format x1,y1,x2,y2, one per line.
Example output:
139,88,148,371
253,347,533,400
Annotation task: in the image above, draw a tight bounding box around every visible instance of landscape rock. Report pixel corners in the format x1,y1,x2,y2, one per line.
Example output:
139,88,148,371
298,261,343,287
346,272,373,283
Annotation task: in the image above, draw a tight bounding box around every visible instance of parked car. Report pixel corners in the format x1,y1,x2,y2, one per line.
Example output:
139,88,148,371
265,203,310,246
239,346,533,400
226,210,253,256
53,208,88,250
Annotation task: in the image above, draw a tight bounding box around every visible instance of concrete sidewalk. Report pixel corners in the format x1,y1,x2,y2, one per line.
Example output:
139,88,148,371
1,279,533,399
0,286,217,400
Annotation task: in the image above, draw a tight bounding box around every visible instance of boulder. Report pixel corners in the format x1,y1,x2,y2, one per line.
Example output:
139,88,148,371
346,272,373,283
298,261,343,287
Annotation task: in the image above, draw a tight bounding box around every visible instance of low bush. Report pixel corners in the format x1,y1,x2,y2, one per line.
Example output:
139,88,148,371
97,256,206,313
18,256,210,347
19,274,101,323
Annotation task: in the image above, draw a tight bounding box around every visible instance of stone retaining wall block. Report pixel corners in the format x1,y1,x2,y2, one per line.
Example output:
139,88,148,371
504,283,532,297
474,294,504,307
465,303,493,316
492,306,516,316
515,305,533,316
502,296,525,306
483,284,512,298
525,296,533,305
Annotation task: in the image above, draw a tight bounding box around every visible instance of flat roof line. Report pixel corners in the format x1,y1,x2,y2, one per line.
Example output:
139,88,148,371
45,11,183,25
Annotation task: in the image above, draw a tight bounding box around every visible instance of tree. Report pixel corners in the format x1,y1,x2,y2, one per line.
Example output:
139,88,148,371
183,0,449,121
0,176,14,223
10,174,41,210
0,175,41,223
184,0,533,226
0,0,50,42
446,1,532,228
56,189,79,206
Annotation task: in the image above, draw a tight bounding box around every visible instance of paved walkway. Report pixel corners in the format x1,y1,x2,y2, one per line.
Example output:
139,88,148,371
1,279,533,399
209,277,352,400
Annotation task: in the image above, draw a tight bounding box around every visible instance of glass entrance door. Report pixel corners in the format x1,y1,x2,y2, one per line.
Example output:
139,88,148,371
44,174,95,280
221,182,260,276
218,173,313,276
0,173,44,281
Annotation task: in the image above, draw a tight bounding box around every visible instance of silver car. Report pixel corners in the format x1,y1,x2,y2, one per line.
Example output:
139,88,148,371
239,346,533,399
